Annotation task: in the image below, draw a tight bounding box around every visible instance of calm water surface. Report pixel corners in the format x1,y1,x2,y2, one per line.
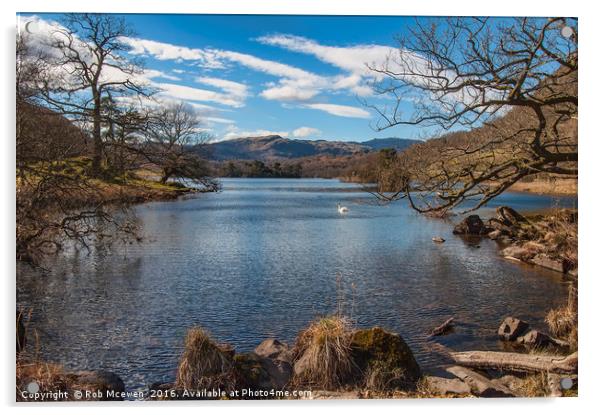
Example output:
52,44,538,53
17,178,576,393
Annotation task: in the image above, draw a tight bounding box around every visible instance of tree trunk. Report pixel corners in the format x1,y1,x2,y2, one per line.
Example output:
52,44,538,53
450,350,577,374
91,91,102,177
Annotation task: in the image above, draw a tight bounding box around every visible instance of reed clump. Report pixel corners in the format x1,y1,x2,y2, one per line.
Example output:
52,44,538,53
291,316,355,390
175,327,234,391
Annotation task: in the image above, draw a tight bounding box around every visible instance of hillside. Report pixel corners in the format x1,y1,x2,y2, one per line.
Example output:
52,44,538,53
202,135,420,161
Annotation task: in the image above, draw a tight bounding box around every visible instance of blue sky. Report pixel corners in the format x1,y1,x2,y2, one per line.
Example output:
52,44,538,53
20,13,433,142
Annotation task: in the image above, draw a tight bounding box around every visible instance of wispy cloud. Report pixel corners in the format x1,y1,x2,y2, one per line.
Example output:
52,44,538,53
303,103,371,119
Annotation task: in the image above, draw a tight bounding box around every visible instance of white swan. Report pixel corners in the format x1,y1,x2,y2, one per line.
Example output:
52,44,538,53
337,203,349,214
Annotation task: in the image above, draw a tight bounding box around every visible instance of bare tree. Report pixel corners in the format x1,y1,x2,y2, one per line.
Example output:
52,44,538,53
144,102,219,190
36,13,153,177
16,32,138,263
366,17,577,214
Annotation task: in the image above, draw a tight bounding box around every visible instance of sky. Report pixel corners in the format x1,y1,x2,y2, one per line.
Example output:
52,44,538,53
17,14,444,142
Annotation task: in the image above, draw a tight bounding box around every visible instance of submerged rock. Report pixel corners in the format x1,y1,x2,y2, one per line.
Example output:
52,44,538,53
515,330,553,347
350,327,421,388
498,317,530,341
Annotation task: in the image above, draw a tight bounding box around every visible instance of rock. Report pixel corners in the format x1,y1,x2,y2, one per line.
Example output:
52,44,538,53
501,245,533,261
254,338,291,362
432,236,445,243
453,215,489,235
496,206,527,227
529,254,566,273
234,352,292,391
515,330,553,347
66,370,125,401
568,268,578,279
498,317,530,341
350,327,421,388
446,366,514,397
16,310,26,355
487,230,502,240
486,218,514,235
425,376,471,395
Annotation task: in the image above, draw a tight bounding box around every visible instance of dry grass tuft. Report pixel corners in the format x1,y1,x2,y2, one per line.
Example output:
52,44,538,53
292,316,355,390
515,373,548,397
546,284,578,351
175,327,234,390
16,360,68,401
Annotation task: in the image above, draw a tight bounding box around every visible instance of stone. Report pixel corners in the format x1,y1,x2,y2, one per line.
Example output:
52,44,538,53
516,330,553,347
350,327,421,388
498,317,530,341
66,370,125,401
496,206,527,227
453,215,489,235
234,352,292,391
529,254,566,273
254,338,291,362
425,376,471,395
487,230,502,240
446,366,514,397
501,245,533,261
432,236,445,243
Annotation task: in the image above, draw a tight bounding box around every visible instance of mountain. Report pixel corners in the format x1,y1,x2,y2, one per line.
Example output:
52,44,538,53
203,135,420,161
360,137,421,151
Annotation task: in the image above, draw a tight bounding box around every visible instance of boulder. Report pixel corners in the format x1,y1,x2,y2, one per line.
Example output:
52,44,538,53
515,330,553,347
498,317,530,341
453,215,489,235
425,376,471,395
446,366,514,397
66,370,125,401
350,327,421,388
234,352,292,391
486,218,514,235
254,338,291,362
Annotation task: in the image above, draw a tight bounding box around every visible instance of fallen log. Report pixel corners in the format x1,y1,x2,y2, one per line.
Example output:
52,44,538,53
450,350,577,374
428,317,454,337
446,366,514,397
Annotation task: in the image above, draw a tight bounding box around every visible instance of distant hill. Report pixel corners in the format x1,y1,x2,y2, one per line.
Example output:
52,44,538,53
202,135,420,161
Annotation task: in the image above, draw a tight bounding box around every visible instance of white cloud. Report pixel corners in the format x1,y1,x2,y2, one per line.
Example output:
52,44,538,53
292,127,321,137
303,103,371,119
257,34,395,76
196,76,249,100
121,37,225,68
156,83,245,108
221,126,289,141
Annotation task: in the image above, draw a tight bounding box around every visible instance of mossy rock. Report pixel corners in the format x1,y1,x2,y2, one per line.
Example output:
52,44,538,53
234,352,293,392
350,327,421,389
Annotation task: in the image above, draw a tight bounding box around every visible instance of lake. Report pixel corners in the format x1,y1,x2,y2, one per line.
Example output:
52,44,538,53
16,178,577,393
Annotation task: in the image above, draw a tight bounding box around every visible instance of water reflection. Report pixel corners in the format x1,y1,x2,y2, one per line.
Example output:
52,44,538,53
17,178,575,392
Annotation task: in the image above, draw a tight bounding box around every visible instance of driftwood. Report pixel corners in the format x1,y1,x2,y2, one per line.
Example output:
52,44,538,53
450,350,577,374
429,317,454,337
